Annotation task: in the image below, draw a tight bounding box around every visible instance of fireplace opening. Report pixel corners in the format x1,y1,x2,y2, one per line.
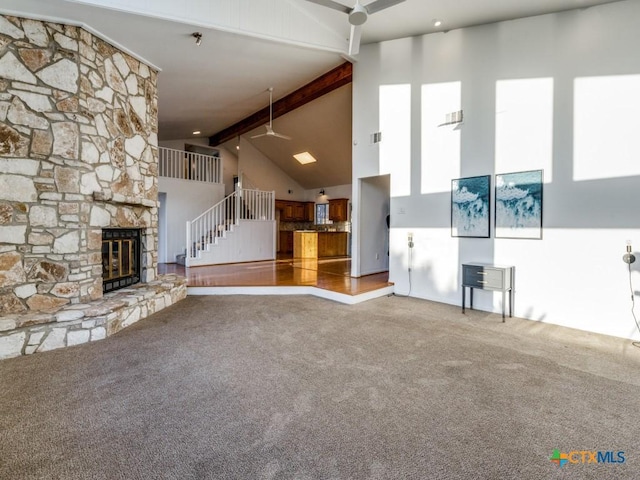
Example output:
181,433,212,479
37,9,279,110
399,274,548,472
102,228,141,293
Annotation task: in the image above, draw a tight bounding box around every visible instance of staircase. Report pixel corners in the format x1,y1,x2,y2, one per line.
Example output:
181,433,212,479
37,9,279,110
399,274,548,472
184,188,276,267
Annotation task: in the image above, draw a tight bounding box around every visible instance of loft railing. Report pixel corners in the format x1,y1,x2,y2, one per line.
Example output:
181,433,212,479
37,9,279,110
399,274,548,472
158,147,222,183
186,188,275,261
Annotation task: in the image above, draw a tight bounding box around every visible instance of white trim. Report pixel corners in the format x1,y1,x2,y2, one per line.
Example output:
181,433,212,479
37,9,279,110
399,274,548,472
187,285,395,305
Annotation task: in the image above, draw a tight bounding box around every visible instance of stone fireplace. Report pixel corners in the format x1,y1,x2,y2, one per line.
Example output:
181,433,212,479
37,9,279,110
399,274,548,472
0,15,186,359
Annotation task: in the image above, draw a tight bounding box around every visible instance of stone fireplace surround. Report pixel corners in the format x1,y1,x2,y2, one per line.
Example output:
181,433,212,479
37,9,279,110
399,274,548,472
0,15,186,359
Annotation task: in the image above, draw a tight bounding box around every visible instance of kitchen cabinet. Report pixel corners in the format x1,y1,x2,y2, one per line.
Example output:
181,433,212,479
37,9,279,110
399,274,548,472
284,203,295,221
328,198,349,222
276,200,315,222
318,232,348,257
281,231,347,256
279,231,293,253
304,202,315,222
294,203,305,221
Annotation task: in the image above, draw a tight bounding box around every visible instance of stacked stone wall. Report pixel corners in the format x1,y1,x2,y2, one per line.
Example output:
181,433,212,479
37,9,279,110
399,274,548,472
0,15,179,359
0,15,159,317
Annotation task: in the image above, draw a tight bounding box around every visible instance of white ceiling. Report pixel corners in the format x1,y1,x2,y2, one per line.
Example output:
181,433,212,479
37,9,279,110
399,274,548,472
2,0,623,188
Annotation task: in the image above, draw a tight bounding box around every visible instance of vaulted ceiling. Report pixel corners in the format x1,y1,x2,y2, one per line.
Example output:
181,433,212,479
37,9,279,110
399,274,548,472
2,0,624,188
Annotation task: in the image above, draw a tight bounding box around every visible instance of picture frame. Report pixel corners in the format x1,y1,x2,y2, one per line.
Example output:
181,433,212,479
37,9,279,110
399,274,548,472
451,175,490,238
495,170,543,239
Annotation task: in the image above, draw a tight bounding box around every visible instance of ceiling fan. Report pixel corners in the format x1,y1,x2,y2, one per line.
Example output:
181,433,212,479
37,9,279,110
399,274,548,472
251,87,292,140
305,0,406,55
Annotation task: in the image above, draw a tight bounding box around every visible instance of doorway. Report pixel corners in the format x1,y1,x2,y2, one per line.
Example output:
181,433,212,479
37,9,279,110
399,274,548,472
357,174,390,276
158,192,167,263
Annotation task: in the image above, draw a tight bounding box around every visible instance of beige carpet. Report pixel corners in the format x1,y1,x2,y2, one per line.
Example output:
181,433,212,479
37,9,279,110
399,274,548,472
1,294,639,479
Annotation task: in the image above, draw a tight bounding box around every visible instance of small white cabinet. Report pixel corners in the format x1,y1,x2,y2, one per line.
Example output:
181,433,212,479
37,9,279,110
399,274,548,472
462,263,514,321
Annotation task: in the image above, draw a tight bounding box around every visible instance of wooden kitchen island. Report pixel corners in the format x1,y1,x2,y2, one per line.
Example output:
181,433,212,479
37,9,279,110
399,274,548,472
293,231,317,258
293,230,348,258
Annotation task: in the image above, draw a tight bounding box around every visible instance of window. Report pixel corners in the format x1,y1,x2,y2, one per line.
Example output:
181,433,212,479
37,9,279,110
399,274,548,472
316,203,329,224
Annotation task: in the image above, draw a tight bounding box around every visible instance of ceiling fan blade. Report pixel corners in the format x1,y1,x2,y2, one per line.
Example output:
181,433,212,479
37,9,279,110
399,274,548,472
251,124,270,138
272,132,292,140
304,0,350,14
349,24,362,55
364,0,405,15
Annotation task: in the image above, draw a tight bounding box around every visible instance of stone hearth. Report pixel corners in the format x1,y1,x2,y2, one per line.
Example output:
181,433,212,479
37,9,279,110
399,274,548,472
0,15,186,359
0,275,186,358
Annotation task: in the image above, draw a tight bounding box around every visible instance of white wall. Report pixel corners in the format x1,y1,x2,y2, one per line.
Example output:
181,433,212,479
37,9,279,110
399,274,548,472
238,137,306,200
306,183,352,204
352,0,640,340
158,177,224,263
219,146,239,196
158,192,167,263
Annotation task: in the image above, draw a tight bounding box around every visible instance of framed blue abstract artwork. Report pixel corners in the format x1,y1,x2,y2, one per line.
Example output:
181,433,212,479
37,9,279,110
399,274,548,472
495,170,543,239
451,175,490,238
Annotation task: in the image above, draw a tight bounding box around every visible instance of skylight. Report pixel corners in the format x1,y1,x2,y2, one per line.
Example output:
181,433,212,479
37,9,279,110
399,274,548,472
293,152,317,165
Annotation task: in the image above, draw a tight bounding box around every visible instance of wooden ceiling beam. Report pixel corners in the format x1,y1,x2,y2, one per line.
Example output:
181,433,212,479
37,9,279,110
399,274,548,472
208,61,352,147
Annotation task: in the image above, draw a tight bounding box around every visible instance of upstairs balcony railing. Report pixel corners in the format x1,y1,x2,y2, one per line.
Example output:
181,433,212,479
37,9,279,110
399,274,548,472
159,147,222,183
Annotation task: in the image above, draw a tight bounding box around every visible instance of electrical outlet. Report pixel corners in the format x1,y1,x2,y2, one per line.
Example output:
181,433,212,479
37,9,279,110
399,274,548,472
623,240,636,264
375,253,379,260
408,232,414,249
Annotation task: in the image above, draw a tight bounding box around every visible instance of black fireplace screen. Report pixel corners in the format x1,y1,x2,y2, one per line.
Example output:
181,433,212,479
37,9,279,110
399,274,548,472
102,229,141,293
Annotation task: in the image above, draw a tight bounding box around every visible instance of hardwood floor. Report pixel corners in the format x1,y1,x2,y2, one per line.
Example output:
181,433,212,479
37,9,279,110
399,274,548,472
159,256,392,296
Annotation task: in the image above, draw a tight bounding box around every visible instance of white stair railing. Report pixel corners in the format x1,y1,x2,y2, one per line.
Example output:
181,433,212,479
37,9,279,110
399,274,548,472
238,188,275,221
159,147,222,183
186,188,274,261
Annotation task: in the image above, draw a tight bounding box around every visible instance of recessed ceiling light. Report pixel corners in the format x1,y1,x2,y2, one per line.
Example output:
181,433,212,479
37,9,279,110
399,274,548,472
293,152,317,165
433,19,442,27
192,130,201,135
